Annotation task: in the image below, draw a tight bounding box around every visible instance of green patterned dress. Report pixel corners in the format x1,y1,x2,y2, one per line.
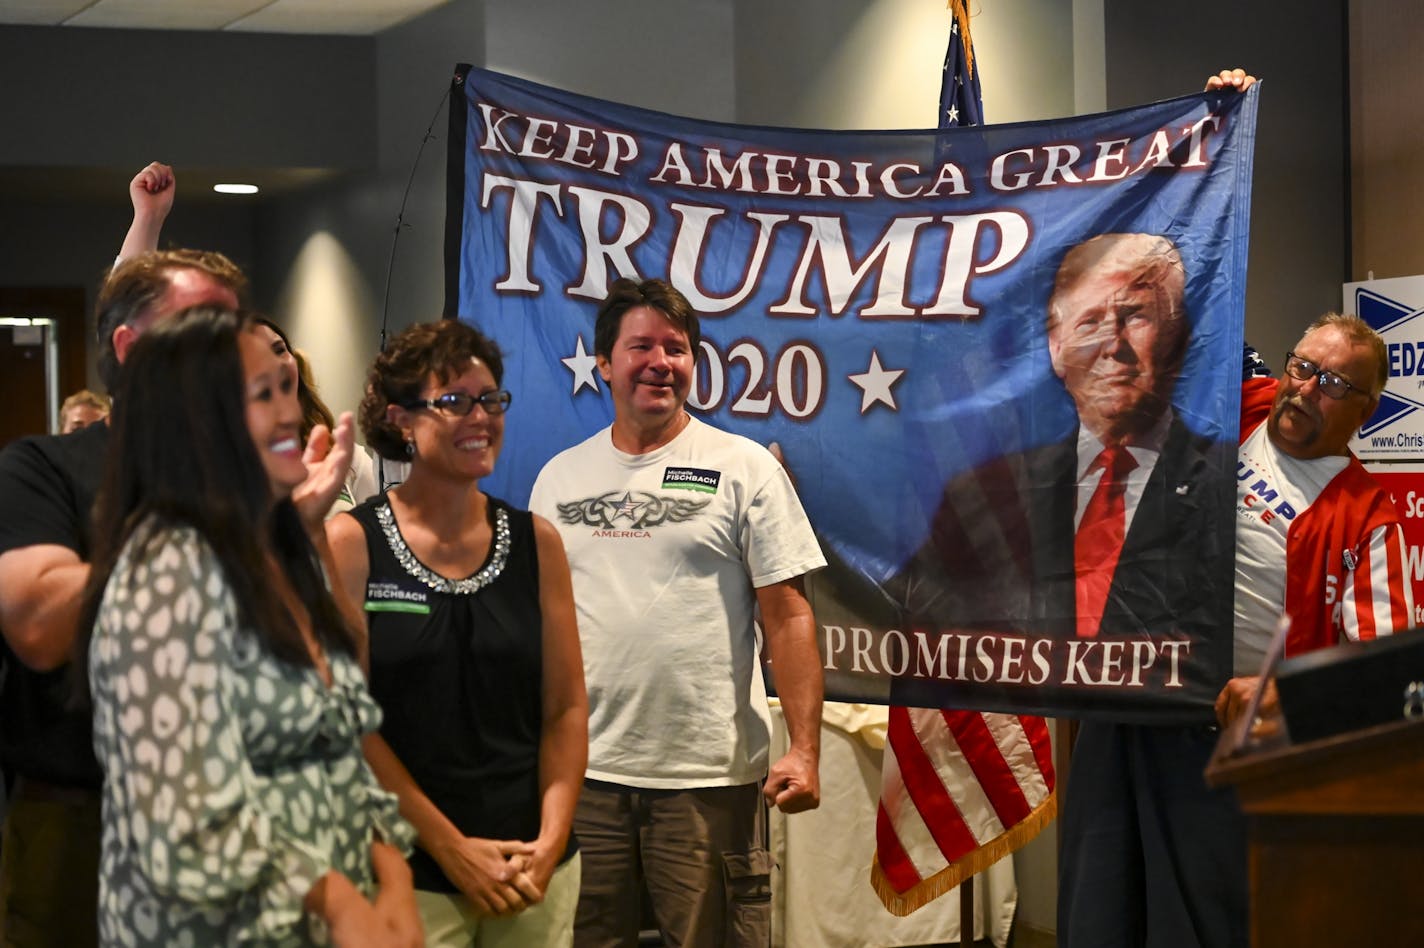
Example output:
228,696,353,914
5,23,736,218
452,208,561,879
89,522,412,946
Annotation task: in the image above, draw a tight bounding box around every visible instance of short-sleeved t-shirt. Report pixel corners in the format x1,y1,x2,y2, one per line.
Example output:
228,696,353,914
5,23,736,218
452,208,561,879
0,423,108,785
530,416,824,789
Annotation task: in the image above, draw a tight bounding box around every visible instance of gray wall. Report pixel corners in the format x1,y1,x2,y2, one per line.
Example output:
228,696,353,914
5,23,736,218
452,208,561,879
252,0,738,420
0,22,374,392
486,0,735,120
1348,0,1424,282
252,0,488,421
0,24,374,169
1104,0,1348,371
735,0,1074,130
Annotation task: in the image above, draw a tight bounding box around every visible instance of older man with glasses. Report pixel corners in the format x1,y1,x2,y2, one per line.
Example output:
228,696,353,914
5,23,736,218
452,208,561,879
1219,313,1412,728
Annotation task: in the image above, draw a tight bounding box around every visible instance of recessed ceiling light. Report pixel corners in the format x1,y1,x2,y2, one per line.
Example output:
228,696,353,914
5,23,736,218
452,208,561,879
213,183,259,195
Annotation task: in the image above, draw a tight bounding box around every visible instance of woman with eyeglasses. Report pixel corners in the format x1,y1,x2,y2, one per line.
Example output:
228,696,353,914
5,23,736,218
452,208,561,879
78,307,421,947
326,320,587,946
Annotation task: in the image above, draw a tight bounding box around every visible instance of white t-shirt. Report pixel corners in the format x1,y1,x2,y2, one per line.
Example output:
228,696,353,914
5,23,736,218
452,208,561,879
1232,423,1346,673
530,416,825,789
328,446,382,519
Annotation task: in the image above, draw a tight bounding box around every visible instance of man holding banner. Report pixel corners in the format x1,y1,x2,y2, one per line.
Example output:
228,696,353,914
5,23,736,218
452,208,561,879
1060,313,1414,948
1054,67,1415,948
529,278,826,947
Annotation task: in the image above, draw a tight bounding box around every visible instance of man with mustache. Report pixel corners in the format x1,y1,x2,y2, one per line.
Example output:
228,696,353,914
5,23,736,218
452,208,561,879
1061,310,1413,948
1218,313,1412,725
1060,69,1414,947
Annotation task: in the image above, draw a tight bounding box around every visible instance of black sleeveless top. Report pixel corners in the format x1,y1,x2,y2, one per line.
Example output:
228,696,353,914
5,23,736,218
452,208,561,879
350,495,574,892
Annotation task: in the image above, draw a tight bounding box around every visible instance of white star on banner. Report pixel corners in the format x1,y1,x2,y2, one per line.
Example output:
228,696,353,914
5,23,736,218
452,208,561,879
848,350,905,414
561,335,600,394
946,104,960,124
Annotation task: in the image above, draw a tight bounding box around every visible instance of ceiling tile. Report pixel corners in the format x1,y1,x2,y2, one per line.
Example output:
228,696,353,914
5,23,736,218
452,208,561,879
64,0,272,30
225,0,449,35
0,0,96,25
0,0,455,33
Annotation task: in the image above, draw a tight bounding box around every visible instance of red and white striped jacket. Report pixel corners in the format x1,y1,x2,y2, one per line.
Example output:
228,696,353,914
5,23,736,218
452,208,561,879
1240,377,1413,655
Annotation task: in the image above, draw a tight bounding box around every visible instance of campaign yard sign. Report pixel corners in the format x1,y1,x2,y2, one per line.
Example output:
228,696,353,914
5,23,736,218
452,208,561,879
1344,275,1424,462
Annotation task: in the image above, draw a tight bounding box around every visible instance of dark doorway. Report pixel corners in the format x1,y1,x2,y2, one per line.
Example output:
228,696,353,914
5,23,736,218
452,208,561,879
0,288,88,450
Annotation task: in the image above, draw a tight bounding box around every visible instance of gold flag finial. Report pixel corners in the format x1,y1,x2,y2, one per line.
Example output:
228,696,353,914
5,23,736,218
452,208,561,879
947,0,975,79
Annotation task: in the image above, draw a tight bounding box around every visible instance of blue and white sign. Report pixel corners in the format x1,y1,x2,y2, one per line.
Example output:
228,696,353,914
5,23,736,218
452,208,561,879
1345,275,1424,461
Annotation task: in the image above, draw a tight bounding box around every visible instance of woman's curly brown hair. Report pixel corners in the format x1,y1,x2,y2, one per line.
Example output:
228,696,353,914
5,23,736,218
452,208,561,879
360,320,505,461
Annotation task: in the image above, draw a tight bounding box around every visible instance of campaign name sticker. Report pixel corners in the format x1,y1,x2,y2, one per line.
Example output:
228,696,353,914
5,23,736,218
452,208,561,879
364,581,431,614
663,467,721,493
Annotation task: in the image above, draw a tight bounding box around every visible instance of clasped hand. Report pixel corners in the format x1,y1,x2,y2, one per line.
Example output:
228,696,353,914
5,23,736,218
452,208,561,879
440,835,547,917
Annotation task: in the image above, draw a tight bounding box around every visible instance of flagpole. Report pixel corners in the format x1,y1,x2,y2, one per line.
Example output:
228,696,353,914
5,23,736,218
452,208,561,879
870,5,1057,932
961,875,974,948
948,6,980,945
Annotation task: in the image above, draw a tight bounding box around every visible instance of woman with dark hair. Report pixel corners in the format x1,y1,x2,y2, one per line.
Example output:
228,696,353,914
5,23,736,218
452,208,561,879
79,307,423,947
325,320,586,946
254,317,382,514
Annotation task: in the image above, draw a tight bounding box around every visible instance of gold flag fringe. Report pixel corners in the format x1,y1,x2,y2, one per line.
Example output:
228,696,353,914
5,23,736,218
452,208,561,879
870,787,1057,917
947,0,976,79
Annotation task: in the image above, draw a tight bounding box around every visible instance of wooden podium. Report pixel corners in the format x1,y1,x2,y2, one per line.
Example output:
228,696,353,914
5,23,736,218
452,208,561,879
1205,716,1424,946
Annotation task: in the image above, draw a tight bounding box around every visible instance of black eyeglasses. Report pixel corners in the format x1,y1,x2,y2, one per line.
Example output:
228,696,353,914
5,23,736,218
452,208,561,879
1283,353,1368,400
403,391,513,416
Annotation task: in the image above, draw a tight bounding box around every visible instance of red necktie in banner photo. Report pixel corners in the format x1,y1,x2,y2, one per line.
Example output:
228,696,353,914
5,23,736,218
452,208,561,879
1074,447,1139,639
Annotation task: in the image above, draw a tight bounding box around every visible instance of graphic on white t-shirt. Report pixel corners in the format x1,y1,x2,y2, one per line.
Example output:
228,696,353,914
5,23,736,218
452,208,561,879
553,490,711,529
1233,424,1347,672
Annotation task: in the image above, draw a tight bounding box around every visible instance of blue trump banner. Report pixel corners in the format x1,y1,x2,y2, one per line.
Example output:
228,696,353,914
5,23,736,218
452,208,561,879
444,65,1258,721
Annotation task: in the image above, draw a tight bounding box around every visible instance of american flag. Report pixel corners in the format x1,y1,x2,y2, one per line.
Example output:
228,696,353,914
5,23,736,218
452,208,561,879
939,0,982,128
871,707,1056,914
870,2,1059,918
